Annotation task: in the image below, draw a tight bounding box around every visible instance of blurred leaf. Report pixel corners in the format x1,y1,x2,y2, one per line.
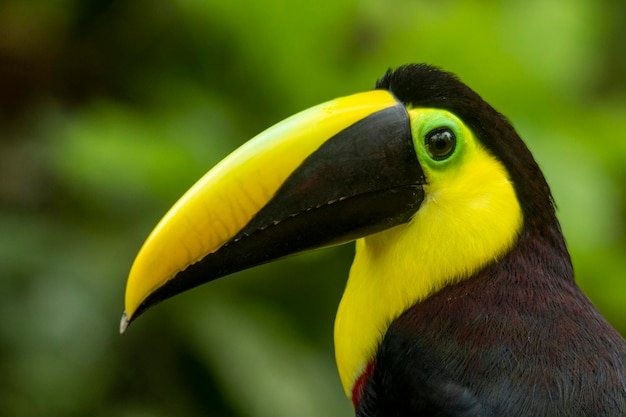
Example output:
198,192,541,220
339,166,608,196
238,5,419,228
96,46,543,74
47,95,235,215
179,293,352,417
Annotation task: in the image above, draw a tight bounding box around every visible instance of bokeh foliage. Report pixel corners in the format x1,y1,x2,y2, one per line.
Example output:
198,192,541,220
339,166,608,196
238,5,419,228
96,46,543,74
1,0,624,416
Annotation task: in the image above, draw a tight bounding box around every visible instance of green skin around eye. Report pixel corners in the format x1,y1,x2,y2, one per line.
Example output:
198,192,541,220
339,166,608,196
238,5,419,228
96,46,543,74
410,109,466,172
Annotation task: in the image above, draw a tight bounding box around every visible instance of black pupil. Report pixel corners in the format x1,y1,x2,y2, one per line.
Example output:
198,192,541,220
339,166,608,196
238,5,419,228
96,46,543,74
426,128,456,160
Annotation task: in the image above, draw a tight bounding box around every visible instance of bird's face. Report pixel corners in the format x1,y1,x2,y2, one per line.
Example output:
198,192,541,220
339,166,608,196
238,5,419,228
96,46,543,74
122,67,523,399
335,107,522,397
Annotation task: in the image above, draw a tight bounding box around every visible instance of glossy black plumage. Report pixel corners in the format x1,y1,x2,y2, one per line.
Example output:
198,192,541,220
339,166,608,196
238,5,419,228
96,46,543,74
354,64,626,416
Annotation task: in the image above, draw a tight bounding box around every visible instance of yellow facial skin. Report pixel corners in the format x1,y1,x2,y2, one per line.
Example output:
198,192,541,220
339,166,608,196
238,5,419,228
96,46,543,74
333,109,523,397
122,90,400,329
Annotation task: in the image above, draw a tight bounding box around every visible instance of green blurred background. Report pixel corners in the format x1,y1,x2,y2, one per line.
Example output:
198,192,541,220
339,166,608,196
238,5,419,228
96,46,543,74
1,0,624,416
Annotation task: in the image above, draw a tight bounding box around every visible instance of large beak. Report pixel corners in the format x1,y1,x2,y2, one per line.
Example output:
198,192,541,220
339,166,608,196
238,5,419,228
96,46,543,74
121,90,424,332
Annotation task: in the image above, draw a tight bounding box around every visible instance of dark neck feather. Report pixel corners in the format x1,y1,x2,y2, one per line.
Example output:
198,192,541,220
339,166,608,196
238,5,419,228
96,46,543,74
356,224,626,416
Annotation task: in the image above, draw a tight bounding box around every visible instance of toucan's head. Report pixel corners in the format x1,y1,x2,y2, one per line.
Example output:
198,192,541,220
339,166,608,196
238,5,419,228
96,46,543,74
122,64,558,399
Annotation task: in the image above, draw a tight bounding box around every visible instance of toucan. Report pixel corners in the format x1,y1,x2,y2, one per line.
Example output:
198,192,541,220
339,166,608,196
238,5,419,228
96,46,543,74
121,64,626,416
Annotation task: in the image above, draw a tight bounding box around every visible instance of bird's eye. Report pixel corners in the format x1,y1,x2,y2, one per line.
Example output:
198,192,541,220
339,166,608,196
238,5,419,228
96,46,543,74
425,127,456,161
